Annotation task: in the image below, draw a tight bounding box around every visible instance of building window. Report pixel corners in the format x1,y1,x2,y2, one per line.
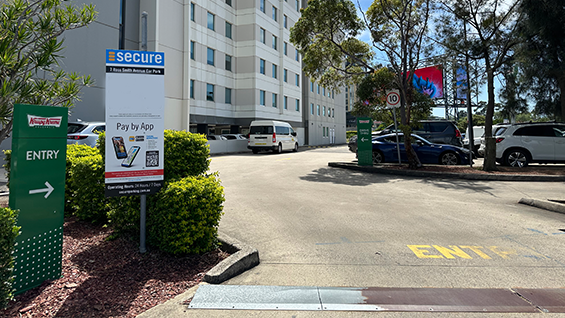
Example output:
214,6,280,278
190,41,195,60
191,3,195,21
332,108,335,117
284,15,288,28
295,49,299,61
272,6,277,21
323,87,326,96
207,48,215,66
272,64,277,79
310,103,314,114
207,12,215,30
317,84,320,94
295,99,300,111
260,59,265,74
295,74,299,86
272,93,277,108
260,28,265,44
284,42,287,55
206,84,214,101
283,69,288,82
225,88,232,104
272,35,277,50
190,80,194,98
317,104,320,116
225,22,232,39
226,0,232,6
310,82,314,92
225,55,232,71
260,0,265,13
260,90,265,106
323,106,326,116
296,0,299,11
284,96,288,109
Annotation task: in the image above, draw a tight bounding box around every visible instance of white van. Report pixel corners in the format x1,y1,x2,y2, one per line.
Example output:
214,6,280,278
247,120,299,154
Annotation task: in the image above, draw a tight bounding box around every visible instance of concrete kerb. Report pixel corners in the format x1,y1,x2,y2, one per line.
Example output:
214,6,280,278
328,162,565,182
203,232,260,284
519,198,565,215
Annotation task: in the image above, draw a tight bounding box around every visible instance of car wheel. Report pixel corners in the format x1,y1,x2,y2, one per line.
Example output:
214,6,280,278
252,149,259,154
293,143,298,152
372,150,384,164
275,143,282,154
505,149,529,168
440,151,459,165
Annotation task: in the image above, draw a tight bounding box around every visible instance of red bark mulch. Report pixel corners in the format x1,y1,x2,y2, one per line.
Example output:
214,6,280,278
1,217,229,318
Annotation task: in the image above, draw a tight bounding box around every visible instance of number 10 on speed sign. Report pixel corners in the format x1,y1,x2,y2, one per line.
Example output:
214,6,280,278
386,90,401,108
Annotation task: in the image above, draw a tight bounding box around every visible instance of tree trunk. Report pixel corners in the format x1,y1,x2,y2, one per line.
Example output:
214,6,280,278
483,67,498,171
559,73,565,122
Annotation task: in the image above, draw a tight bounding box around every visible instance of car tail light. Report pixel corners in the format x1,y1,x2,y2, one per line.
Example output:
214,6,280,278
455,129,462,138
272,133,277,143
68,135,88,140
495,137,505,143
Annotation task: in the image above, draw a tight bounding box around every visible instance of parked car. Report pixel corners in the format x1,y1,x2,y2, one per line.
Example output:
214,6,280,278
67,121,105,147
207,135,227,140
348,120,463,155
371,133,472,165
477,123,512,157
491,122,565,167
221,133,248,140
463,126,485,157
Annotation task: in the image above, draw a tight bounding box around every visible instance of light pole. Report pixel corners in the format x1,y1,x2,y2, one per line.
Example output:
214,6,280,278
463,19,474,168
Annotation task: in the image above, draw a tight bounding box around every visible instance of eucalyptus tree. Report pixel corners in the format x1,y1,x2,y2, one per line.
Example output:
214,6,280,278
0,0,97,144
517,0,565,121
291,0,433,168
436,0,522,171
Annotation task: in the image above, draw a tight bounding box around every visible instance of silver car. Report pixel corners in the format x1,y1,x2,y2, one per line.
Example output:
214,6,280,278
67,122,105,147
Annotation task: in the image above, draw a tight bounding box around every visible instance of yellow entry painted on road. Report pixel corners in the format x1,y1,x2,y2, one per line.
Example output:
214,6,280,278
408,245,517,259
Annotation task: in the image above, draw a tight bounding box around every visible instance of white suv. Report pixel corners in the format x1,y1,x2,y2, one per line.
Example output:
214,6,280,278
493,122,565,167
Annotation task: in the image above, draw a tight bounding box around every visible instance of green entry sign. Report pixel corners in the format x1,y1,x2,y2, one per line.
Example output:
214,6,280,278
357,118,373,166
9,104,67,294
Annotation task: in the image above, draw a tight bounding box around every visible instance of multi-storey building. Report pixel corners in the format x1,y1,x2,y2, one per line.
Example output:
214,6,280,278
59,0,346,146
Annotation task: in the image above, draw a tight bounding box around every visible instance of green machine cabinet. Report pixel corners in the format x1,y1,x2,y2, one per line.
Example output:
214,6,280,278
9,104,68,294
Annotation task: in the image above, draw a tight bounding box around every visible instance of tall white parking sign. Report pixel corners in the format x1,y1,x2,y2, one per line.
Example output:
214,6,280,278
105,49,165,197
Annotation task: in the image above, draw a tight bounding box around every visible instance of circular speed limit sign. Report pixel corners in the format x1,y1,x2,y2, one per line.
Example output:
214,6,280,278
386,90,400,108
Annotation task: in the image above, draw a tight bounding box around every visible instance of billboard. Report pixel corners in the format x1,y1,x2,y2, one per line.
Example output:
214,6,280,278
456,65,468,100
412,65,444,99
105,49,165,197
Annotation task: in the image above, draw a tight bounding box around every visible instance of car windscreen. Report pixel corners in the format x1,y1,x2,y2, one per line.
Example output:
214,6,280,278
250,126,274,134
67,123,87,134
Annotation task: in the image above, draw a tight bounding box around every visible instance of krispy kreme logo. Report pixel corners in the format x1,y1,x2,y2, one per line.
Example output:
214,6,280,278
28,115,62,127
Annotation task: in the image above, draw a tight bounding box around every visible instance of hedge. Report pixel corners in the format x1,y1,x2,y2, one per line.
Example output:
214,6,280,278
147,174,224,255
0,208,20,309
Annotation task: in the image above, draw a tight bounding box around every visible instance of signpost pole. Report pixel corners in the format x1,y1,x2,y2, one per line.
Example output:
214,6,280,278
392,108,402,164
139,11,148,254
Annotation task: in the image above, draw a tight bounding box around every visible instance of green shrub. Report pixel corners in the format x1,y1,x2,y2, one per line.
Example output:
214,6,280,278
163,130,210,182
147,174,225,255
96,131,105,161
68,154,108,223
106,196,140,236
65,144,100,214
0,208,20,309
346,131,357,141
3,150,11,188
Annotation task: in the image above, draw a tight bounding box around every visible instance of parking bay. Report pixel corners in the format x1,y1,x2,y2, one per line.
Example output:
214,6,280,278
210,146,565,289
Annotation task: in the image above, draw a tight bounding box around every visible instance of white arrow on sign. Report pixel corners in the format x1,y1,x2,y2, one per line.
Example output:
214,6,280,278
361,137,368,142
29,181,54,199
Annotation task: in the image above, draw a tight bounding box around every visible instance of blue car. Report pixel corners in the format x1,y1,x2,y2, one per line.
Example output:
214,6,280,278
372,133,472,165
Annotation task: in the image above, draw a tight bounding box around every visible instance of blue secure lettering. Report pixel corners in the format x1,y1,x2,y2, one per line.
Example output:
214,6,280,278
114,51,163,65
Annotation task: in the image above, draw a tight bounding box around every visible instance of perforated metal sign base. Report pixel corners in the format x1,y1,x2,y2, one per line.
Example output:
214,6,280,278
190,285,565,313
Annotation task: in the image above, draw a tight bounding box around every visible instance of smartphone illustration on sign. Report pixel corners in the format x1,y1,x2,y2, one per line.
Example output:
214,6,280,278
121,146,140,167
112,136,127,159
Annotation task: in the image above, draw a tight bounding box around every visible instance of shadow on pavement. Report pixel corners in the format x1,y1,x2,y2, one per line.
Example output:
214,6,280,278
300,167,396,186
417,178,498,196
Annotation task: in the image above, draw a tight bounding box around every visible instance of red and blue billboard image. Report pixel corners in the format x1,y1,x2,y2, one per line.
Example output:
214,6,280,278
411,65,444,99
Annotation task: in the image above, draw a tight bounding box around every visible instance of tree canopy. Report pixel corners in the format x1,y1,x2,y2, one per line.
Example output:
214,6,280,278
0,0,97,143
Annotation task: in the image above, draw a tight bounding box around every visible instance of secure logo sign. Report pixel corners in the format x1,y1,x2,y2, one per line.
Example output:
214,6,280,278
106,49,164,66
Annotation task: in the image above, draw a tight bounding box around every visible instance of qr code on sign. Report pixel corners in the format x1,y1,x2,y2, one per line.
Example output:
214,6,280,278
146,151,159,167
